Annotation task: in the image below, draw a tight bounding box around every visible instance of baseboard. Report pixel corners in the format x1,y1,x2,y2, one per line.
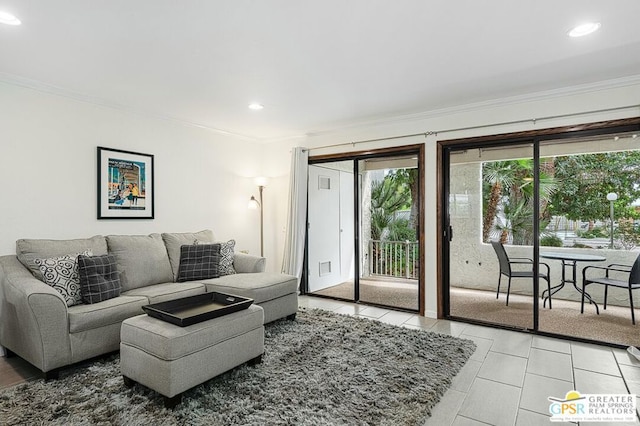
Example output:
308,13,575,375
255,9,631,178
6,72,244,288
424,310,437,319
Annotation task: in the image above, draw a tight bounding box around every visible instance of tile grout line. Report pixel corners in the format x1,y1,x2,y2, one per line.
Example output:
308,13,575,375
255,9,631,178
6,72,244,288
611,346,640,421
516,344,534,421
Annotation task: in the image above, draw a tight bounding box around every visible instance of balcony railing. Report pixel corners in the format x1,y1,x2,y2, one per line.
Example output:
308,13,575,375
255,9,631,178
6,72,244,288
369,240,419,279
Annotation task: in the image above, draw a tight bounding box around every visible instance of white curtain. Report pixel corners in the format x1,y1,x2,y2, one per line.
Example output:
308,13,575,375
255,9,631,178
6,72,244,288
281,147,308,287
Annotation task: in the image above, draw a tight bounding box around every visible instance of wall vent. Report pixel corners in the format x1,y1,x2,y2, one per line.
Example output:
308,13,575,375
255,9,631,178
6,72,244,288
319,261,332,276
318,175,331,190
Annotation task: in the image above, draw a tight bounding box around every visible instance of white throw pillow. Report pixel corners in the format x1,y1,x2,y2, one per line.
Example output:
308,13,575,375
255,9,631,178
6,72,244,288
34,250,92,306
217,239,236,276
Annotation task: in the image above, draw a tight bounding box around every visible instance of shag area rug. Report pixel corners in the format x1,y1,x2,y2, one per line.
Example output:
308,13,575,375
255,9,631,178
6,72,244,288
0,308,475,425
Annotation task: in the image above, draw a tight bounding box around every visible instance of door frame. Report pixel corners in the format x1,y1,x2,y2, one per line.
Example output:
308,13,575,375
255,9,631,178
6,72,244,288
437,117,640,330
304,144,426,316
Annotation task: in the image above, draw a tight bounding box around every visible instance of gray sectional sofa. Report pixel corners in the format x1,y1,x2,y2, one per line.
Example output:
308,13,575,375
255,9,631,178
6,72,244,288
0,230,298,378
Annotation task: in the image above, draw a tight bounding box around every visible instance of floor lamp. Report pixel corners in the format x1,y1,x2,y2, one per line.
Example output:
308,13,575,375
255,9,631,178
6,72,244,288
249,179,266,257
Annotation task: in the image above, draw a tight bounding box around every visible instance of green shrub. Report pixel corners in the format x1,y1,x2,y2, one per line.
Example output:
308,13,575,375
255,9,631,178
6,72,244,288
540,235,563,247
577,227,608,239
386,219,417,241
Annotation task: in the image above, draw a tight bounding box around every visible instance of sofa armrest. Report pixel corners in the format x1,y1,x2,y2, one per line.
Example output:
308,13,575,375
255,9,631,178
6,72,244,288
233,253,266,273
0,255,71,372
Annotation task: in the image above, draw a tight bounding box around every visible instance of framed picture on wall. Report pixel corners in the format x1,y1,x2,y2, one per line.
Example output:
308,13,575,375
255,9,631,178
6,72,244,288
97,147,154,219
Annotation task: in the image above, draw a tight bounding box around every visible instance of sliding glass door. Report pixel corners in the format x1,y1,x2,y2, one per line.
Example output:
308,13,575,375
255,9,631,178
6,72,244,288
359,156,420,311
446,144,536,330
305,146,424,313
536,132,640,347
442,119,640,346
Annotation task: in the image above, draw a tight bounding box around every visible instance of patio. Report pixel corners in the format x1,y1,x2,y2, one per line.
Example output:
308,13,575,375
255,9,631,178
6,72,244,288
449,234,640,343
450,287,640,347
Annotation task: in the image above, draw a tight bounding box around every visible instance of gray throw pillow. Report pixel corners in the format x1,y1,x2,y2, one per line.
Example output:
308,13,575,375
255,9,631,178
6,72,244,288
162,230,215,281
177,243,221,282
77,254,121,304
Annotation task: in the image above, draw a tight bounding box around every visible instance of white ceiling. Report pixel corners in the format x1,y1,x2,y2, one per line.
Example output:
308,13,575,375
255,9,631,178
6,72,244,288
1,1,640,141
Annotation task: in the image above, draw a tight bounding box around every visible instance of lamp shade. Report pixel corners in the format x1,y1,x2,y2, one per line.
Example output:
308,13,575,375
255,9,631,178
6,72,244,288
606,192,618,202
248,196,260,209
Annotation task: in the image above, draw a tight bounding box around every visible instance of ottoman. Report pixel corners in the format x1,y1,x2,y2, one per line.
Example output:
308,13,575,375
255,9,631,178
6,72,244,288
120,304,264,408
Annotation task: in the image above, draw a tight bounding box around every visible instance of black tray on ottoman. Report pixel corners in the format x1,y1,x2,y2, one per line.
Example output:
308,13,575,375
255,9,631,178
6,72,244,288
142,292,254,327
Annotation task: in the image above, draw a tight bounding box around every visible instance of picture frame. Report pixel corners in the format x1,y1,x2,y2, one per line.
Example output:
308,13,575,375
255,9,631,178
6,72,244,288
97,146,154,219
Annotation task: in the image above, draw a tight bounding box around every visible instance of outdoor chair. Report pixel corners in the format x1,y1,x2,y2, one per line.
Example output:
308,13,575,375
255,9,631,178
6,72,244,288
581,253,640,324
490,241,552,307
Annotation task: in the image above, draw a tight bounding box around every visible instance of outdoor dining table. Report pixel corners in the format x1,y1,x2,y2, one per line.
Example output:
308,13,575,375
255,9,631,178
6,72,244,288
540,251,606,308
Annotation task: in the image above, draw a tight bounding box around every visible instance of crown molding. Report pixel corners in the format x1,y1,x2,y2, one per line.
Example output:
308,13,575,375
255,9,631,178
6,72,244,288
0,72,260,142
259,133,309,145
4,70,640,143
306,74,640,138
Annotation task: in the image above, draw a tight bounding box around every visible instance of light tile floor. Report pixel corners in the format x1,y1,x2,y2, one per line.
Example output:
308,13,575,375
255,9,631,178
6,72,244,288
299,295,640,426
2,295,639,425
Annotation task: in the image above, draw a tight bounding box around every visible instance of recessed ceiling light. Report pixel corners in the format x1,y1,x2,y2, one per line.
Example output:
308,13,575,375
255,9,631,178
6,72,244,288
0,11,21,26
248,103,264,110
567,22,601,37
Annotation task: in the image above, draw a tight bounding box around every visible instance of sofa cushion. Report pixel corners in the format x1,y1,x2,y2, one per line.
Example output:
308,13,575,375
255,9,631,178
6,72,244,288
122,282,206,304
233,252,266,274
202,272,298,304
162,230,215,281
217,239,236,276
68,295,148,334
16,235,108,281
177,243,221,282
106,234,173,291
33,250,92,307
78,254,121,304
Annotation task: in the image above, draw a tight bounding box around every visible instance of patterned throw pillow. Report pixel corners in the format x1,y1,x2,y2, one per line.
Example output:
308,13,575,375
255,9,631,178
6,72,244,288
177,243,221,282
34,250,93,306
77,254,121,304
217,239,236,276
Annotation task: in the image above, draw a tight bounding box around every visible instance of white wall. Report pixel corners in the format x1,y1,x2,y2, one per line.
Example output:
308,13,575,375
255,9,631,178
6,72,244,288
266,79,640,317
0,81,265,258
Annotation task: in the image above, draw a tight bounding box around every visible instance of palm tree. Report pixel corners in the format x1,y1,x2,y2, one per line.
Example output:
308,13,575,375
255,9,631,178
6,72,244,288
370,177,409,240
482,161,516,242
496,198,532,244
485,158,557,245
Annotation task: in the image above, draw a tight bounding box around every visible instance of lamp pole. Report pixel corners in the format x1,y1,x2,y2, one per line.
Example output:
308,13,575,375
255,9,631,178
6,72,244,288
259,185,264,257
607,192,618,249
249,178,267,257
